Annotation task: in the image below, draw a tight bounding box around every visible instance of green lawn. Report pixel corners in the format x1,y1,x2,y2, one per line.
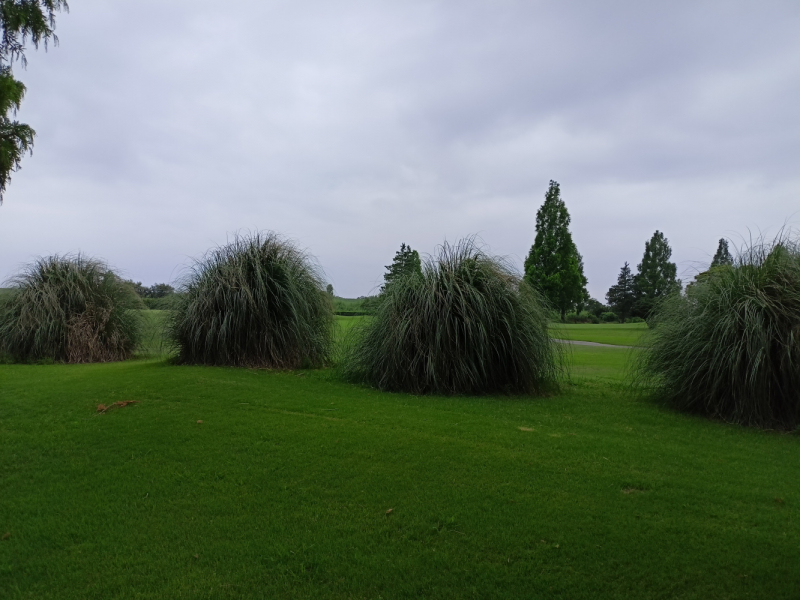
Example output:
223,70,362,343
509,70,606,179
1,343,798,598
552,323,648,346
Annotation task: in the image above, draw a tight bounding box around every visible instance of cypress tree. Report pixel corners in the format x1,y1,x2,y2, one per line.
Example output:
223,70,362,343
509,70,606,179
711,238,733,267
382,243,422,291
606,262,636,322
633,230,681,318
524,180,588,321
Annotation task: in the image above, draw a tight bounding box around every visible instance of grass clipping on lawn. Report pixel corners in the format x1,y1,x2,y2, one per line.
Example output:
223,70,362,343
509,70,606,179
340,237,565,395
634,235,800,429
168,231,334,368
0,254,141,363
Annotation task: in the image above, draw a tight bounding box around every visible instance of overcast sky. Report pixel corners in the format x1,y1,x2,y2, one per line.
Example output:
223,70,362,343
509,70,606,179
1,0,798,299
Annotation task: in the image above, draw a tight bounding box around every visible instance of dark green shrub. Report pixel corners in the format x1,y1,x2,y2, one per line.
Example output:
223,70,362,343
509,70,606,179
566,312,592,324
634,237,800,429
340,238,565,395
600,311,618,323
588,315,600,324
628,316,645,324
0,254,141,363
168,232,334,368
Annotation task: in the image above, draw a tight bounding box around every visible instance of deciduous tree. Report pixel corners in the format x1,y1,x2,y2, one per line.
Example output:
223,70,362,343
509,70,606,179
0,0,68,204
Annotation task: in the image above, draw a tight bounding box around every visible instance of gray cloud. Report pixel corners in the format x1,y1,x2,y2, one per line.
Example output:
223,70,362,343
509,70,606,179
1,0,799,298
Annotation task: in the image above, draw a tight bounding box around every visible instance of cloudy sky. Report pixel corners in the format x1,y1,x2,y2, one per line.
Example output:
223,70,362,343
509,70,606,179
1,0,798,299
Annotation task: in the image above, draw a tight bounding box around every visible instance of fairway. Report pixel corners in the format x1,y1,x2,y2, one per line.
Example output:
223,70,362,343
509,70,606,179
2,342,799,599
552,322,648,346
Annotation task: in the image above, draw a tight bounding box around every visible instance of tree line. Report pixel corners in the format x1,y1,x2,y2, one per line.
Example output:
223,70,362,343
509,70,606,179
381,181,734,324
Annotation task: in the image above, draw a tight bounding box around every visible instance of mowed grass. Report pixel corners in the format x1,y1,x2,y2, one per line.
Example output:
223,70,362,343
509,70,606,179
1,343,799,599
553,323,648,346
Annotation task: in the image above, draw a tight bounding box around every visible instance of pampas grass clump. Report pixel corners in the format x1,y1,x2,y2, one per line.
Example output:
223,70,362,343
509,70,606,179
340,238,564,395
168,232,333,368
0,254,141,363
634,236,800,429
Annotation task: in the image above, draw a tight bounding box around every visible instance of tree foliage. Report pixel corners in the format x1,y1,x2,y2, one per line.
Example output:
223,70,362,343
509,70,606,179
524,180,588,321
382,243,421,291
711,238,733,267
606,262,636,322
585,297,609,318
0,0,68,204
127,281,175,299
633,230,680,318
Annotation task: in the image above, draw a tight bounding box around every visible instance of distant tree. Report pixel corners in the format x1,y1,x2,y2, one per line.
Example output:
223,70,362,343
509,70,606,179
124,280,174,299
326,283,334,296
0,0,68,204
524,180,588,321
633,231,681,318
606,262,636,322
147,283,174,298
382,243,421,290
688,238,735,293
126,280,148,297
585,297,608,317
710,238,733,267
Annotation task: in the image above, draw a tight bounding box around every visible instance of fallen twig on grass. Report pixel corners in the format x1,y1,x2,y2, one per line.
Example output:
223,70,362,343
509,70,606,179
96,400,139,414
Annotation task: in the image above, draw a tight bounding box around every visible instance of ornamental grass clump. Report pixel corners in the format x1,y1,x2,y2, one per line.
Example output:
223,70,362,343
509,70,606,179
634,236,800,429
0,254,141,363
340,238,564,395
168,232,334,368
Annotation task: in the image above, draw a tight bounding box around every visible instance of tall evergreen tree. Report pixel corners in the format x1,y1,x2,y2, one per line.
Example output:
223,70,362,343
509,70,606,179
382,243,422,290
0,0,68,204
606,262,636,322
524,180,588,321
710,238,733,267
633,230,680,318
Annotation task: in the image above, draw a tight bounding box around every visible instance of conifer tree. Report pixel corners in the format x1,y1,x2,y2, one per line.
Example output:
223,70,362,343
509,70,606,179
710,238,733,267
606,262,636,322
382,243,422,290
633,230,680,318
524,180,588,321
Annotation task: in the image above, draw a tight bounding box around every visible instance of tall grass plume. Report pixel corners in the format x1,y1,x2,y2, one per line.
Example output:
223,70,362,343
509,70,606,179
168,231,333,368
633,234,800,429
340,237,564,395
0,254,141,363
